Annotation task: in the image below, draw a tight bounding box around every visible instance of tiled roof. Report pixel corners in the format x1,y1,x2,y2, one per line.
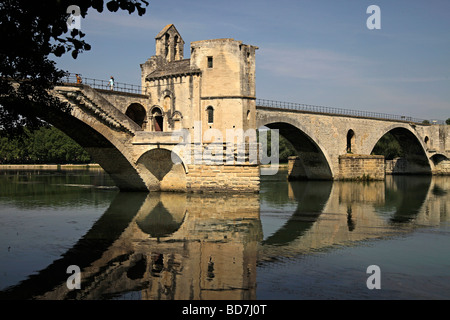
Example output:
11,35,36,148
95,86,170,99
145,59,201,80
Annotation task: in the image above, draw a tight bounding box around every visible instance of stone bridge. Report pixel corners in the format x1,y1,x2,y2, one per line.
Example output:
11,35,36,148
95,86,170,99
256,102,450,181
49,80,450,193
34,24,450,192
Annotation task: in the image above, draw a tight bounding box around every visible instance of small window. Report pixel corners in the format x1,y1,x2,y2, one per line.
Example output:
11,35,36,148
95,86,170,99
206,106,214,124
346,129,355,153
207,56,213,68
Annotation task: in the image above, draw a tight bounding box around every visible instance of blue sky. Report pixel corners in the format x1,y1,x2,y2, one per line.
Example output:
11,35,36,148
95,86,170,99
55,0,450,120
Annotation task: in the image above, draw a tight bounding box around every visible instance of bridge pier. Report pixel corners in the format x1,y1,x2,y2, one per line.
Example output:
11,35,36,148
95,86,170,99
337,154,385,180
288,154,386,181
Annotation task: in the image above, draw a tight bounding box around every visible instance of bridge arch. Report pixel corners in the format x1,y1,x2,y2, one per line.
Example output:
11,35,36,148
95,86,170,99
125,103,147,129
40,102,147,191
136,147,187,192
258,118,334,180
369,124,431,174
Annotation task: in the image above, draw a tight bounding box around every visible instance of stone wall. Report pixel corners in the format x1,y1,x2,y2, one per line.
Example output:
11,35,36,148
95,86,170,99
338,154,385,180
186,164,260,193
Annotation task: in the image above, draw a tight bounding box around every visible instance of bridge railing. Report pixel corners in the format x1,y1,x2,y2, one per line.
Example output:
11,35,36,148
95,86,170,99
57,73,444,124
256,98,445,125
60,73,143,95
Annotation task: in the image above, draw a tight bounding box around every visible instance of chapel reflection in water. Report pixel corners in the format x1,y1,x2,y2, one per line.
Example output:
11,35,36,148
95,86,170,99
1,173,449,300
1,192,262,300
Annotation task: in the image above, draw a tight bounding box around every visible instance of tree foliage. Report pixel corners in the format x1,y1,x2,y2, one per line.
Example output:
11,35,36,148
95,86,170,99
259,130,297,163
0,126,91,164
446,118,450,125
371,132,404,160
0,0,149,136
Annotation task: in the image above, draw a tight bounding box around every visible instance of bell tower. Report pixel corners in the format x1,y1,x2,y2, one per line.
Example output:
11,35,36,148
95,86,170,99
155,24,184,62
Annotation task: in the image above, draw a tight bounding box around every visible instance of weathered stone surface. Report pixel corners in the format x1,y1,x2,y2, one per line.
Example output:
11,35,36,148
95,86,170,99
337,154,385,180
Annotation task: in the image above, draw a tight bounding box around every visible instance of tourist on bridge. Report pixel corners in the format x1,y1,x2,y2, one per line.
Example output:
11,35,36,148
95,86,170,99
109,76,114,90
76,74,82,84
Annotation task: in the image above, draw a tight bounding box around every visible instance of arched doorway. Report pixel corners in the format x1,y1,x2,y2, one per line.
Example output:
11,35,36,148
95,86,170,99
125,103,147,129
152,107,164,132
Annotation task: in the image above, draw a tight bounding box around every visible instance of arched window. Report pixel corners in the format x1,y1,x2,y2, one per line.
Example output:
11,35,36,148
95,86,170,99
206,106,214,124
163,95,172,112
172,111,182,131
347,129,355,153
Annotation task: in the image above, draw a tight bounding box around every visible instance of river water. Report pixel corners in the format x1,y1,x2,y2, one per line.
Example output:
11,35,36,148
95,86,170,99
0,168,449,300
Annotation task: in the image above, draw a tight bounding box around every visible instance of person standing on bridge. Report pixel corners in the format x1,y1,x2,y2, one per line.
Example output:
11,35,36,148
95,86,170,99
109,76,115,90
76,74,82,84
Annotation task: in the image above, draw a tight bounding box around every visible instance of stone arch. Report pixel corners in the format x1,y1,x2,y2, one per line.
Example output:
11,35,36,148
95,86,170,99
430,153,449,174
125,103,147,129
136,148,187,192
431,153,448,165
260,120,333,180
370,125,431,174
161,89,174,112
171,110,183,130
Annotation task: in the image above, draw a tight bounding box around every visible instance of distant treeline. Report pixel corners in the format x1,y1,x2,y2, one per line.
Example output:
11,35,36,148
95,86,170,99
0,126,91,164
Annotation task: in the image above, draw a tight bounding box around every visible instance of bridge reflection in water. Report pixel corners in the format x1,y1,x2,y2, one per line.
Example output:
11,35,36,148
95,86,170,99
1,172,449,300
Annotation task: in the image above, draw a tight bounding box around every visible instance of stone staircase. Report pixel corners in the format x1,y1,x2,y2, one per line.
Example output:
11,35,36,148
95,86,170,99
53,85,142,135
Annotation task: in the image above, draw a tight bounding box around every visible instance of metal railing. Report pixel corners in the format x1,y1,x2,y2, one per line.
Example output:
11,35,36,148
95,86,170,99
256,98,445,125
57,73,445,124
60,73,143,95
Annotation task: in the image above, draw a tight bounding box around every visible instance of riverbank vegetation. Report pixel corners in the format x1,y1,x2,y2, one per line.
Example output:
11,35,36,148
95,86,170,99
0,126,91,164
1,127,299,165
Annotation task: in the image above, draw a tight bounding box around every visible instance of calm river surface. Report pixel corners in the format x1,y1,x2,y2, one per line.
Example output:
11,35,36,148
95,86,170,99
0,168,449,300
